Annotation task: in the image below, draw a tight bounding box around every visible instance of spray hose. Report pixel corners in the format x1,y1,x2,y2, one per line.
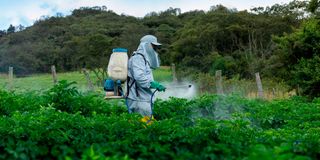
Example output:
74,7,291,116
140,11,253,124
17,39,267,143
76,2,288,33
147,89,158,124
125,89,158,124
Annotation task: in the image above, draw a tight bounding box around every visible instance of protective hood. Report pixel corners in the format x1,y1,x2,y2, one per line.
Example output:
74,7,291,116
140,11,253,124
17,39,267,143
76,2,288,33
134,42,160,69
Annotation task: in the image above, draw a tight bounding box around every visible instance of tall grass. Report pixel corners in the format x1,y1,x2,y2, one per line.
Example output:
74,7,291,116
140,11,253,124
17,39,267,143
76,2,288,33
0,67,173,92
153,66,173,82
0,67,292,100
195,73,292,100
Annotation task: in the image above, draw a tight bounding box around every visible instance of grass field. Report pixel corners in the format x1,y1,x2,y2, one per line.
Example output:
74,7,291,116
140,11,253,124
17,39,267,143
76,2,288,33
0,67,292,100
0,67,173,92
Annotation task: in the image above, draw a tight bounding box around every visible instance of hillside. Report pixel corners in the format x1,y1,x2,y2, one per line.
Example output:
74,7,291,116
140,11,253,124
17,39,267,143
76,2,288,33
0,4,303,75
1,1,320,97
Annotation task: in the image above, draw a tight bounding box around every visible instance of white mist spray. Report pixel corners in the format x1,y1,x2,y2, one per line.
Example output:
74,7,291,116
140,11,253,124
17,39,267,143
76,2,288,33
156,81,197,100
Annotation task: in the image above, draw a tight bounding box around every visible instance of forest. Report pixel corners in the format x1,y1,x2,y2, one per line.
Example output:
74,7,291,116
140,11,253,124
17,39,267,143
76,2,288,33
0,0,319,97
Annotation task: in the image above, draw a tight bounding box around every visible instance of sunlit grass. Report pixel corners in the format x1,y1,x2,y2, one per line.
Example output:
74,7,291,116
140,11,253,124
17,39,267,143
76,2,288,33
0,67,291,100
0,66,173,92
153,66,173,82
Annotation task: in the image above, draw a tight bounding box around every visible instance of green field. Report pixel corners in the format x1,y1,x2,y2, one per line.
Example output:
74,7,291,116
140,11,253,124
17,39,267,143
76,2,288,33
0,66,293,100
0,81,319,159
0,67,173,92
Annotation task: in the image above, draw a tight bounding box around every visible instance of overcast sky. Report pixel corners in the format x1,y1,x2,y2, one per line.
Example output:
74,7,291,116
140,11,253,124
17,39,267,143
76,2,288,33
0,0,293,30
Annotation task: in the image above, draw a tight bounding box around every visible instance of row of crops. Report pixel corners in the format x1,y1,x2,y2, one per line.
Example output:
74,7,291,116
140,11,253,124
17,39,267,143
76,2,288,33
0,81,320,159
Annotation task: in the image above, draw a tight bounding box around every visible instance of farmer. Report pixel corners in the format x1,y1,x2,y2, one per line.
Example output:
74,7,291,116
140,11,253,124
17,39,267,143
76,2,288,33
126,35,166,117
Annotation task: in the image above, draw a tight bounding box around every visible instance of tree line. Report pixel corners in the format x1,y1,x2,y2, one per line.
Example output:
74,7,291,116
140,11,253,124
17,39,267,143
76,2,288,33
0,0,320,97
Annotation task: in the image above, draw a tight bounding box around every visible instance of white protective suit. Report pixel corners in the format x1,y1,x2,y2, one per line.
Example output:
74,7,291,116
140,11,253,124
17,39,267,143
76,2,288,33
126,35,161,116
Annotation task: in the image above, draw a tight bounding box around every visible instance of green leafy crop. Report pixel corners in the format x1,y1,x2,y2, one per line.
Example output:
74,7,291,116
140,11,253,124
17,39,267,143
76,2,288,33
0,81,319,159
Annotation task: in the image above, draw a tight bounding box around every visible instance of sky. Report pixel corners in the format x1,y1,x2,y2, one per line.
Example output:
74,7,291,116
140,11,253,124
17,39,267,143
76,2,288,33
0,0,293,30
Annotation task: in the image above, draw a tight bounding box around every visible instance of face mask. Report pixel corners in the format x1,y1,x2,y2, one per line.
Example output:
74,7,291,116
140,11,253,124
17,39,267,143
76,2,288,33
144,43,160,69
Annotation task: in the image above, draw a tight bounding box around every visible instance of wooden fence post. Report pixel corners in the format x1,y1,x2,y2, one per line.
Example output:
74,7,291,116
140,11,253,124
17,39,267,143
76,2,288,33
272,88,276,99
82,68,94,91
8,67,13,89
215,70,224,94
51,65,57,84
171,63,178,83
255,72,264,98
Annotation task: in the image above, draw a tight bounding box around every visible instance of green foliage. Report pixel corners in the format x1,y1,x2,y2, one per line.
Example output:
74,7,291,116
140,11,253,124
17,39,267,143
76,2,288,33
45,80,126,116
172,3,301,78
6,24,15,34
209,53,237,78
0,83,320,159
272,18,320,97
46,80,80,113
308,0,320,15
0,3,304,79
2,3,320,99
292,56,320,97
0,6,182,75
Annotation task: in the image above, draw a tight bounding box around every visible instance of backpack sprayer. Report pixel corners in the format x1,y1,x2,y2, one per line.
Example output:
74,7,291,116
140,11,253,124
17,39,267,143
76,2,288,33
104,48,193,97
103,48,157,124
104,48,193,124
104,48,128,99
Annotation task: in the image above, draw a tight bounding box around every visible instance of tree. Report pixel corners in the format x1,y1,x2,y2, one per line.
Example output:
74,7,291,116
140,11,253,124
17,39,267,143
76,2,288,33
308,0,320,17
272,18,320,97
0,30,5,37
16,25,25,32
172,5,298,78
292,56,320,97
308,0,319,13
0,5,308,85
7,24,15,34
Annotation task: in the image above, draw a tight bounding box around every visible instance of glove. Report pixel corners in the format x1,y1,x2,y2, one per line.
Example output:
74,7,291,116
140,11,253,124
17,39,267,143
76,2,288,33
150,81,166,92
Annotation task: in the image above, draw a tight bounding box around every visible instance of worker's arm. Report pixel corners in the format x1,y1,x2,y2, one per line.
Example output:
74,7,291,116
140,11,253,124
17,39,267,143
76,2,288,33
130,56,152,89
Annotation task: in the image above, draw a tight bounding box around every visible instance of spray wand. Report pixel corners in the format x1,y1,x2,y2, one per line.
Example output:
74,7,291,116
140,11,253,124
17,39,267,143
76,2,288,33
165,84,192,89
